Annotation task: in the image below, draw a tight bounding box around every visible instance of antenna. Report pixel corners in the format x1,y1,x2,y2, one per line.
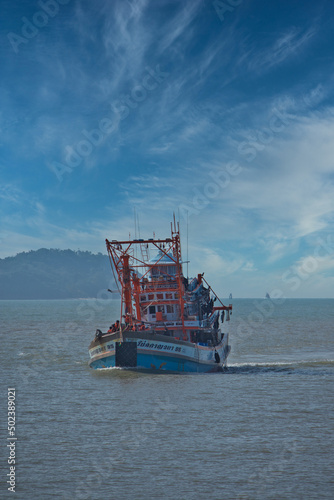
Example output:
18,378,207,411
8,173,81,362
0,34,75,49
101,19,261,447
137,212,140,238
186,210,189,280
134,207,137,260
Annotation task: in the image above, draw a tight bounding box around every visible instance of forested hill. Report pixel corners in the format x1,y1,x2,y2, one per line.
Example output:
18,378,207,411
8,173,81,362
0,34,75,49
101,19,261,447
0,249,116,299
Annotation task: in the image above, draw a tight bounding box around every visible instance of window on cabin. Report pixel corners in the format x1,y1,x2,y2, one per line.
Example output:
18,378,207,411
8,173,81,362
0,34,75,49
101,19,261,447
166,305,174,314
157,293,163,299
157,305,164,313
165,293,173,299
148,294,154,300
140,295,146,302
149,305,156,314
151,265,176,276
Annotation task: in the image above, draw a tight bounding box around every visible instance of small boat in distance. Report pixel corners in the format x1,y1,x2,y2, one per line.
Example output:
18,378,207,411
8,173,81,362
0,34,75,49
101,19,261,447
229,293,232,299
88,217,232,373
265,292,270,299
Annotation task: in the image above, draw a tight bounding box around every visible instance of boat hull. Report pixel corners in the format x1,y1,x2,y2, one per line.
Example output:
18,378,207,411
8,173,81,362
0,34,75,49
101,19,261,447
89,331,230,373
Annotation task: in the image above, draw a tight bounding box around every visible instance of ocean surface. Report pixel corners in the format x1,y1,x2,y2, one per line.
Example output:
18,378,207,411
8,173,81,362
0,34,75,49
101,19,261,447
1,298,333,500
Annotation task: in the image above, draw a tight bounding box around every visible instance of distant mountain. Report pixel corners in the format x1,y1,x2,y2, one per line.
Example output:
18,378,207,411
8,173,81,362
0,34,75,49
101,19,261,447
0,249,117,299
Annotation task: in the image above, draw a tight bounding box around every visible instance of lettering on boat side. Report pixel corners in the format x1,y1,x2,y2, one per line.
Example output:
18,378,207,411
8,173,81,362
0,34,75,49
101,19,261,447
137,341,182,352
90,343,115,357
90,341,183,358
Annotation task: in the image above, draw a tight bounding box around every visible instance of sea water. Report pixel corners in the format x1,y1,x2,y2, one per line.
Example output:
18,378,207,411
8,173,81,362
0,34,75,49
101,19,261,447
0,298,333,499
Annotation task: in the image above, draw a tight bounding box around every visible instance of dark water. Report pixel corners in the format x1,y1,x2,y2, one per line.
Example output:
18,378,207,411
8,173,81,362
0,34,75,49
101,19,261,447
1,298,333,499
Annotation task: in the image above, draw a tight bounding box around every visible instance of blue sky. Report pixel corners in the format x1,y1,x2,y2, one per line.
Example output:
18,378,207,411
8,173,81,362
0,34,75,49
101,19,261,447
1,0,334,297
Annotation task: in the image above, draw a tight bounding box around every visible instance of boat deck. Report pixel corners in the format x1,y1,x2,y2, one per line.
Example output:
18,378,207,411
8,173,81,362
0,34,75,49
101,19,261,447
89,329,211,350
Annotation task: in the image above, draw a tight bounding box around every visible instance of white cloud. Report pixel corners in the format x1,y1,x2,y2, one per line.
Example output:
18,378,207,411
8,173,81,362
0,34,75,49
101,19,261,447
241,261,256,272
295,254,334,276
245,26,317,74
0,184,22,204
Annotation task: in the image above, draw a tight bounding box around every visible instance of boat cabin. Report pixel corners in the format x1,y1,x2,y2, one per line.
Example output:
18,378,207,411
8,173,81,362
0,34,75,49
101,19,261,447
139,250,180,323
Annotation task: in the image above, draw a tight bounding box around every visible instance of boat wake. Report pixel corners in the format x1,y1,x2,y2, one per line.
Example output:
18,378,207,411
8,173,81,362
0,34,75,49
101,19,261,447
226,359,334,374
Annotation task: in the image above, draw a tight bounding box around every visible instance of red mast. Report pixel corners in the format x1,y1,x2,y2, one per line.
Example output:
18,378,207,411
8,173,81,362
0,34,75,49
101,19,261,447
171,219,186,340
121,254,132,325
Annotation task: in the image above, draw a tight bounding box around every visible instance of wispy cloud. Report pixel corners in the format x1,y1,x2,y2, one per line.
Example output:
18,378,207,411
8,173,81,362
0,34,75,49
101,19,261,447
156,0,203,55
0,184,22,204
245,26,317,74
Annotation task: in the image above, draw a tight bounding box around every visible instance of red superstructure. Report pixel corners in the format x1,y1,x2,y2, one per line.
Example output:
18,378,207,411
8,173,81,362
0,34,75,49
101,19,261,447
105,217,231,343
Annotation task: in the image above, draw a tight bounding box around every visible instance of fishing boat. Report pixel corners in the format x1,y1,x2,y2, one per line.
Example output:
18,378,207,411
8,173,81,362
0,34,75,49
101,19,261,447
88,217,232,373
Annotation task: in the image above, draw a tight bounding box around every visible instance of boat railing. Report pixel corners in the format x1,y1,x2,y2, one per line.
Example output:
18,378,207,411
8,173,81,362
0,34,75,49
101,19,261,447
143,282,178,290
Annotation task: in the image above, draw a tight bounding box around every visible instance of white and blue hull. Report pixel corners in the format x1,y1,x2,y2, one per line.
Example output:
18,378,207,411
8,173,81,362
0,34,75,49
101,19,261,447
89,332,230,373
